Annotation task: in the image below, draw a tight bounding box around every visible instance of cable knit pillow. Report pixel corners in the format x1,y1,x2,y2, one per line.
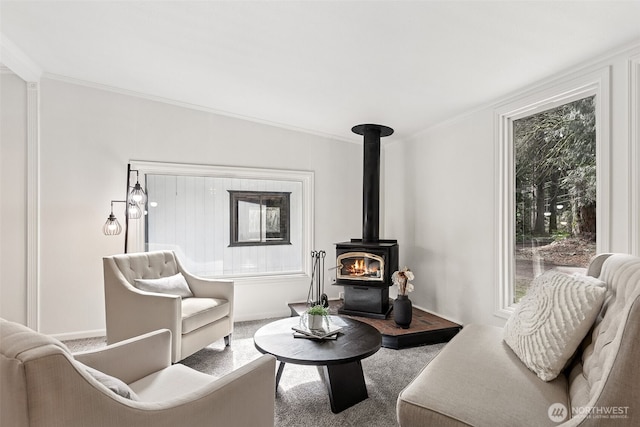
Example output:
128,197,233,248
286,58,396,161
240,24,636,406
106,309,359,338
503,270,606,381
134,272,193,298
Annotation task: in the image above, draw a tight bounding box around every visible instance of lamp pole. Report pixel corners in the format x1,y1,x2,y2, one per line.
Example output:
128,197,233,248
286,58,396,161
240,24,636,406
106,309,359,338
124,163,131,253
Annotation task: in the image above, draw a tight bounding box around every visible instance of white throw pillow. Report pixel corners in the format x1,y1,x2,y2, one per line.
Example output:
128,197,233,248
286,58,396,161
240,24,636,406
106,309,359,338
134,272,193,298
503,270,606,381
77,362,139,400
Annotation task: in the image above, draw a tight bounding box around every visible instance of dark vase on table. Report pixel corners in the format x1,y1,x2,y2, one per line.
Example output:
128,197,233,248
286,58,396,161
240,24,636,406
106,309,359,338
394,295,412,329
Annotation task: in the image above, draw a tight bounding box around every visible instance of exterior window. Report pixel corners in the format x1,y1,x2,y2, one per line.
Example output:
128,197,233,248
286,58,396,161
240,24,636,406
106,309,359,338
229,191,291,246
495,68,610,316
513,96,596,302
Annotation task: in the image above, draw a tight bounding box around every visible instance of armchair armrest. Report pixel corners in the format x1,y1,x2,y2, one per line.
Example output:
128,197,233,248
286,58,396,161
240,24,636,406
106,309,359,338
74,329,172,384
176,257,233,300
185,275,234,300
104,257,182,346
142,354,277,427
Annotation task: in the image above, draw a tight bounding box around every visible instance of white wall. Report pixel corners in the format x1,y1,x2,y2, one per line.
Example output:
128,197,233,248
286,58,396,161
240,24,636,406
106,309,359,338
34,77,362,336
0,71,28,324
384,44,640,327
4,43,638,336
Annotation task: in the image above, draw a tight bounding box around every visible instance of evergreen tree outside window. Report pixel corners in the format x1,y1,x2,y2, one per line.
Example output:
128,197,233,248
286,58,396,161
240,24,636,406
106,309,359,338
495,68,610,316
513,96,597,302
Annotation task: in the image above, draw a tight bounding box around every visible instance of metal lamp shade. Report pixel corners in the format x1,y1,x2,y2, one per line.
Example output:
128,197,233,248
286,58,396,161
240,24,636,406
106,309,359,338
129,182,147,204
127,201,143,219
103,213,122,235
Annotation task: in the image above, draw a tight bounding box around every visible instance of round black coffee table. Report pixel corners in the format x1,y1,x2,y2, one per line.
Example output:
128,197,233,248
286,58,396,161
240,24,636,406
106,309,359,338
254,316,381,413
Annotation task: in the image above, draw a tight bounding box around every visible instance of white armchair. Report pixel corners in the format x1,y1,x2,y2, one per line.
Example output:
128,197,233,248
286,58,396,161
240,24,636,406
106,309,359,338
0,319,276,427
103,251,233,362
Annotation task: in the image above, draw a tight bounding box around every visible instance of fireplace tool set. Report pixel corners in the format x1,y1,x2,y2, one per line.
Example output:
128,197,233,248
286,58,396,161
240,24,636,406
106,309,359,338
307,250,329,308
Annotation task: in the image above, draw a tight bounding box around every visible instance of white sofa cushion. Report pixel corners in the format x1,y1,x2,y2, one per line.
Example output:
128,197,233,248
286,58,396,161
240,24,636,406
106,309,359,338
503,270,606,381
134,272,193,298
398,324,569,427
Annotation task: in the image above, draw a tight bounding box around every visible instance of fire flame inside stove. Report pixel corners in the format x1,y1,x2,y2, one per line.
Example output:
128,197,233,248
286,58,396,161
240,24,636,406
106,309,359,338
348,259,380,277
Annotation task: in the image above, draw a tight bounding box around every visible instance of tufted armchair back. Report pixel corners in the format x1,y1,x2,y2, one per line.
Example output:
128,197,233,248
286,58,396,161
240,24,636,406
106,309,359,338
110,251,180,286
567,254,640,423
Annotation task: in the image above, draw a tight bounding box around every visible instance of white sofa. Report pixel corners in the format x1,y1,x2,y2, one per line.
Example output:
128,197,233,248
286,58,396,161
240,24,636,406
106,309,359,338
0,319,276,427
397,253,640,426
104,250,234,363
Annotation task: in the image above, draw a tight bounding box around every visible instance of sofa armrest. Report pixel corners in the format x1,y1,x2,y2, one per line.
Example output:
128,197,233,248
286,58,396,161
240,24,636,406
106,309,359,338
586,253,613,278
74,329,172,384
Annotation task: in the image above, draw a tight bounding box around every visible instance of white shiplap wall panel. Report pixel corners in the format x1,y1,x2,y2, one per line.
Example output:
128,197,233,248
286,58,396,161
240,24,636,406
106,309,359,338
147,174,303,277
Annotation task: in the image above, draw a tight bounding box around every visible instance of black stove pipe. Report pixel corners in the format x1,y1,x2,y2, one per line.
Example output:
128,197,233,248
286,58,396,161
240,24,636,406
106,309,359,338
352,124,394,243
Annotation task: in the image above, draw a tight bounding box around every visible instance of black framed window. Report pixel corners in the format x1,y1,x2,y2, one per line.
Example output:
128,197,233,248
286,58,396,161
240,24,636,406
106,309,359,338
229,191,291,246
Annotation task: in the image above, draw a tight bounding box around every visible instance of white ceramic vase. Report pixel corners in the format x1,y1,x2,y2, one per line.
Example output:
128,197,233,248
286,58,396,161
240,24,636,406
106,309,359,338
307,314,326,330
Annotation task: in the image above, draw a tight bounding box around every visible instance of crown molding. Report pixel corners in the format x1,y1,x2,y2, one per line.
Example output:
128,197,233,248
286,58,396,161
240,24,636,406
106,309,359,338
407,38,640,143
43,72,359,145
0,33,42,82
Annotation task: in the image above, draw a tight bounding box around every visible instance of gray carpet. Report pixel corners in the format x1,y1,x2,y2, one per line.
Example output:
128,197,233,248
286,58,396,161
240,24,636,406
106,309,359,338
66,318,444,427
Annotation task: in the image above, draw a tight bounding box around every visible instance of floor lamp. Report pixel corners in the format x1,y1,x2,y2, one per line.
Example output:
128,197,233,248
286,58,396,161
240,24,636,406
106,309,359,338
102,163,146,253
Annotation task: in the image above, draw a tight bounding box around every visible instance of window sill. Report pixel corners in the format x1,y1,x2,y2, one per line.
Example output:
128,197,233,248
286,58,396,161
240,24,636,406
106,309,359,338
494,306,515,320
214,272,309,286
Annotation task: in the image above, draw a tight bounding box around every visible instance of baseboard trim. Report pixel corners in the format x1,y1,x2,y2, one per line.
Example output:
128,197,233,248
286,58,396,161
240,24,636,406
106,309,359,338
234,309,290,322
51,313,285,340
412,304,464,327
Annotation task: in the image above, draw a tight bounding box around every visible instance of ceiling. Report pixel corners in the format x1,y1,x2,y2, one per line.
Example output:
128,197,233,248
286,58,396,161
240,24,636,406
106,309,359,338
2,1,639,143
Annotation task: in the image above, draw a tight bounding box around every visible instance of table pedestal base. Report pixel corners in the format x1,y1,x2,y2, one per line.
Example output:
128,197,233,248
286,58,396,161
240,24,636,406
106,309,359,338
324,361,368,413
275,360,369,413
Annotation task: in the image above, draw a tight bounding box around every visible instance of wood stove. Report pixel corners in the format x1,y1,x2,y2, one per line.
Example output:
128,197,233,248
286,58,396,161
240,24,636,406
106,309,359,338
335,124,398,319
336,239,398,318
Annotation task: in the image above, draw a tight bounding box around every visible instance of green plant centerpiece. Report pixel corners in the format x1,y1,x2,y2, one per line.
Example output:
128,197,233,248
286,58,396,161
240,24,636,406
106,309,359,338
305,304,329,330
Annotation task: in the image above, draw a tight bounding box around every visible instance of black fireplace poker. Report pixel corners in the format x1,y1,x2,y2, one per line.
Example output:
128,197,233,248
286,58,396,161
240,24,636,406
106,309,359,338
352,124,394,243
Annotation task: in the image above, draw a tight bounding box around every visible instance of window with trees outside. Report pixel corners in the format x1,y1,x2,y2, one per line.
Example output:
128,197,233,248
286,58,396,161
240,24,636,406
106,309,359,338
513,96,596,302
495,69,610,315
